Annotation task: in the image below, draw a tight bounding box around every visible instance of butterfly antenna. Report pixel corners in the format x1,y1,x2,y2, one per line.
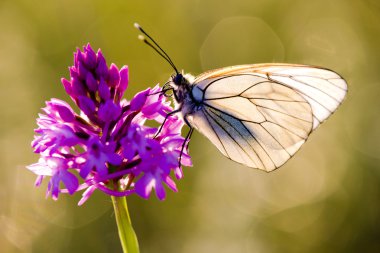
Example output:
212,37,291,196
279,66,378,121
134,23,179,75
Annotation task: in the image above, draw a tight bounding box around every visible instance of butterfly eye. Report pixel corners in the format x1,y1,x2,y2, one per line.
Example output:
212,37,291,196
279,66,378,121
172,73,183,85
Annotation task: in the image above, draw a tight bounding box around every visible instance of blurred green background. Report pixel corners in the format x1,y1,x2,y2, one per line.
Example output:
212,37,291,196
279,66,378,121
1,0,380,252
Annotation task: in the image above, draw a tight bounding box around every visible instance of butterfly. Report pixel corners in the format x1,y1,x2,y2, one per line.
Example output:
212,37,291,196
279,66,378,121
135,23,348,172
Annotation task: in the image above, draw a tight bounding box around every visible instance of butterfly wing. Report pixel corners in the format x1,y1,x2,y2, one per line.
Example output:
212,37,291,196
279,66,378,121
194,63,348,129
186,64,347,172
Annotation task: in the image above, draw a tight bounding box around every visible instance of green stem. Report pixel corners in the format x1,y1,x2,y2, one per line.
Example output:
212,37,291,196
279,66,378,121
111,196,140,253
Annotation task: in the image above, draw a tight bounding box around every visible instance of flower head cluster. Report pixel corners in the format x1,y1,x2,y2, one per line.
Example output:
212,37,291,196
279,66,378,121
28,44,191,204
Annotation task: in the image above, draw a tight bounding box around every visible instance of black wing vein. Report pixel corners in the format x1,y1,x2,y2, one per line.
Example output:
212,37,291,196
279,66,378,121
267,75,333,114
288,75,342,104
203,101,309,139
200,108,229,158
204,107,270,168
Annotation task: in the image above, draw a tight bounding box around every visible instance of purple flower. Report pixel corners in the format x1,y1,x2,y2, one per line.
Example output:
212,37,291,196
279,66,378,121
27,156,79,199
28,44,192,204
77,137,122,178
134,141,179,200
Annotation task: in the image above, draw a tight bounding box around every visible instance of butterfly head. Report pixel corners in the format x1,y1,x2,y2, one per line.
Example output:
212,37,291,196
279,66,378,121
170,72,194,87
167,72,194,104
172,73,184,85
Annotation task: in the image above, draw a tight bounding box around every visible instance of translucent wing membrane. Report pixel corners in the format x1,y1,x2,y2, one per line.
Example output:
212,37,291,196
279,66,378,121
187,64,347,171
194,64,348,129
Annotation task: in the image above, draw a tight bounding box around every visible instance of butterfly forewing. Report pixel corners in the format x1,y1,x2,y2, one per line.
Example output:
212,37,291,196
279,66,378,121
195,64,347,129
187,64,347,172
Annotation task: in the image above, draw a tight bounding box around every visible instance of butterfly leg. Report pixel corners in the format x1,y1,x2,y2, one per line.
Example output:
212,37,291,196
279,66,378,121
178,116,194,167
148,82,173,96
154,108,181,138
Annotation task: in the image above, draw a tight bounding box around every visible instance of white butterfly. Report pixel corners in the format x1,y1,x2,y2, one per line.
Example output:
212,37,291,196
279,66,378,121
135,24,348,172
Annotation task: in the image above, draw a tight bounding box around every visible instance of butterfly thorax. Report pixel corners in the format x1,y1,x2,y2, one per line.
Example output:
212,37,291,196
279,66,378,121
171,74,190,103
170,73,201,118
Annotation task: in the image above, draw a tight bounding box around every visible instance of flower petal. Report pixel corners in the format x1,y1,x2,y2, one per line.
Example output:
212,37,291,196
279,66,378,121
130,88,149,111
135,173,155,199
84,44,97,69
27,161,53,176
98,78,111,100
118,66,129,96
98,100,121,122
79,160,94,178
108,63,120,87
96,50,108,79
86,72,98,92
78,96,96,115
60,170,79,195
154,180,166,200
108,153,122,165
78,185,96,206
